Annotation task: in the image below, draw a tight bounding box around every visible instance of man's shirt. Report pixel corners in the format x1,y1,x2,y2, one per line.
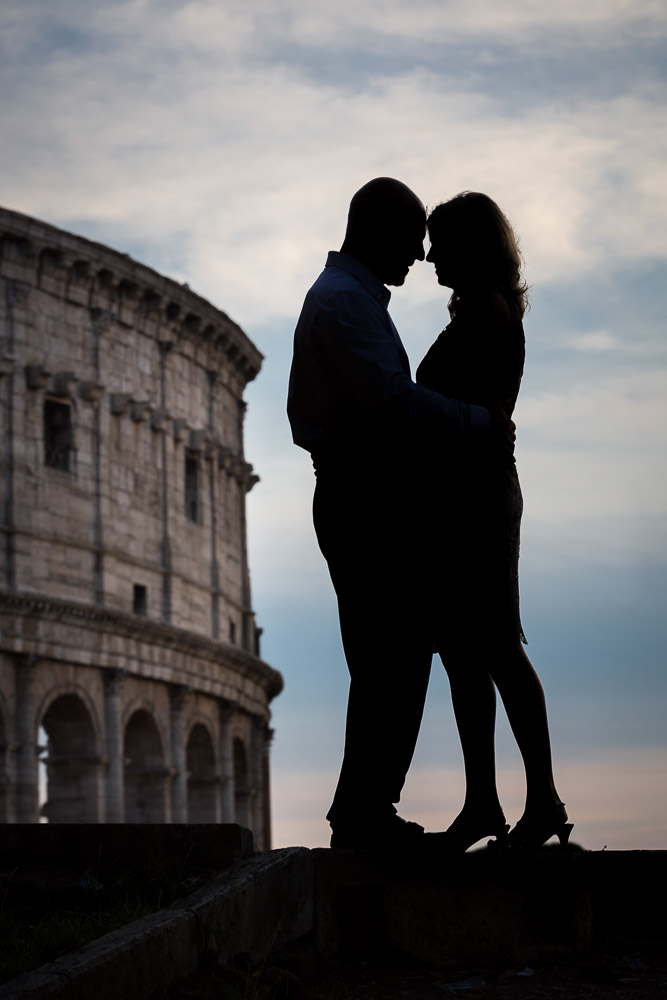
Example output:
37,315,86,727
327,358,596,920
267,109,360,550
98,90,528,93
287,251,489,456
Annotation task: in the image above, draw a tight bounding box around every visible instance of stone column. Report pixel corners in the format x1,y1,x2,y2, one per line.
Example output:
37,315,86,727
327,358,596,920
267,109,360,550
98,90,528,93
262,727,275,851
0,738,18,824
239,471,257,653
2,279,17,592
158,341,173,624
213,771,223,824
236,400,256,653
207,371,220,639
169,685,188,823
250,716,265,849
103,669,125,822
218,700,236,823
89,308,109,606
14,654,38,823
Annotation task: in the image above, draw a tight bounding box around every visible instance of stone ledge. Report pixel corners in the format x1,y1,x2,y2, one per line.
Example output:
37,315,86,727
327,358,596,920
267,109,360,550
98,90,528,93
0,846,313,1000
1,846,664,999
313,848,667,966
0,590,284,708
0,823,254,872
0,205,263,384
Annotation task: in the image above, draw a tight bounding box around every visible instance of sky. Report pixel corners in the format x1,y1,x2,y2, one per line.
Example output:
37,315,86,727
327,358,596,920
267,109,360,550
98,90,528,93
2,0,666,850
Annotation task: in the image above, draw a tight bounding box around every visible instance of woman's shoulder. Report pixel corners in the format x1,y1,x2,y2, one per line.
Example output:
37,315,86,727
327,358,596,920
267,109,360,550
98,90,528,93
458,288,512,323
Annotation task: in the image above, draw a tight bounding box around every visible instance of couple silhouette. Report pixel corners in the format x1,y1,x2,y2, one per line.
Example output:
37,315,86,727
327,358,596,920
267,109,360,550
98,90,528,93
287,178,571,854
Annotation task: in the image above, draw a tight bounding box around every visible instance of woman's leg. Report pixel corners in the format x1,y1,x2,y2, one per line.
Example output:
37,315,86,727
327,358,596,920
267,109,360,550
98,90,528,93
442,650,502,815
489,642,572,848
435,646,507,849
489,641,561,813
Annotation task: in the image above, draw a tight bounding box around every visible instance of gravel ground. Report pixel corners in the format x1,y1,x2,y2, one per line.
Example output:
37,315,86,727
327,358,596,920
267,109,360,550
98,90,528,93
159,941,667,1000
309,947,667,1000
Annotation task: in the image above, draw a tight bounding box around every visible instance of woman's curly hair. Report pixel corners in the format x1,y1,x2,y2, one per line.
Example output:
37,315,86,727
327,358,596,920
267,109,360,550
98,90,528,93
427,191,529,317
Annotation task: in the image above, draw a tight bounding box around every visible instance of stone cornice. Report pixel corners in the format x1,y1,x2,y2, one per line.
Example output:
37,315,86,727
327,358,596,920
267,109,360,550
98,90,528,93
0,590,283,706
0,206,262,386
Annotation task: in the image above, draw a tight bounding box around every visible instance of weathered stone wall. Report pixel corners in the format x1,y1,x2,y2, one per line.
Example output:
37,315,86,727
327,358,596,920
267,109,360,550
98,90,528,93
0,207,281,848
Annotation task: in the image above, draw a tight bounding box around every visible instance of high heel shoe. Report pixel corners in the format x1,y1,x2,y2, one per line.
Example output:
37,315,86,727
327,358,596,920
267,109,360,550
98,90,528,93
425,807,509,854
505,802,573,851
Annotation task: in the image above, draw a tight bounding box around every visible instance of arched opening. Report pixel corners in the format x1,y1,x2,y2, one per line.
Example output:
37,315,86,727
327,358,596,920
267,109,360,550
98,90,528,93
38,724,48,823
124,709,167,823
233,737,250,830
186,723,218,823
39,694,100,823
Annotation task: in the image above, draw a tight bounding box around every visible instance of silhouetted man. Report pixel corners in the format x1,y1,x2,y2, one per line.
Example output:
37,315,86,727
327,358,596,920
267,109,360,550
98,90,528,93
288,178,489,849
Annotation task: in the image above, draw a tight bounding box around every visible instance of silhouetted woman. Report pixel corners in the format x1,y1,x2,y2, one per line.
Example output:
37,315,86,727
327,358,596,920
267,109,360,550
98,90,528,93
416,192,572,851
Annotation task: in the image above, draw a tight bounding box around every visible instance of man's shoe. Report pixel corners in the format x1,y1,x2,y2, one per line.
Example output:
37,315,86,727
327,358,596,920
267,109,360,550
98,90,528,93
330,814,424,851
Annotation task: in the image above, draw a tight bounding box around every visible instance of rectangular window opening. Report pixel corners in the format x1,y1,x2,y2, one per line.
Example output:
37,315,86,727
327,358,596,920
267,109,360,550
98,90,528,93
44,399,75,472
185,452,201,523
229,619,237,645
133,584,147,616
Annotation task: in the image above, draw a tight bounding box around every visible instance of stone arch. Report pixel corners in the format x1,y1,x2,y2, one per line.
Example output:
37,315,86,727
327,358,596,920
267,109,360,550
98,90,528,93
233,736,251,829
39,692,101,823
36,682,102,760
186,721,218,823
122,696,170,761
124,708,168,822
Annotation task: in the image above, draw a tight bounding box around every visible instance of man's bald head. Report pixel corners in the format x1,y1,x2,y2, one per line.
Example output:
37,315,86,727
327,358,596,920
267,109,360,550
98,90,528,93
346,177,425,234
341,177,426,286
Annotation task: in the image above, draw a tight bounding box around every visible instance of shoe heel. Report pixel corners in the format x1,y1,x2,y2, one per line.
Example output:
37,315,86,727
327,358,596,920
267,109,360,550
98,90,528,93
557,823,574,847
487,824,510,849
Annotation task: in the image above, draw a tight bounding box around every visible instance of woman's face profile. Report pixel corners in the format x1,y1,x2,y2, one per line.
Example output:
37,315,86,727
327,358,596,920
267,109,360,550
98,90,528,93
427,218,493,291
426,226,464,288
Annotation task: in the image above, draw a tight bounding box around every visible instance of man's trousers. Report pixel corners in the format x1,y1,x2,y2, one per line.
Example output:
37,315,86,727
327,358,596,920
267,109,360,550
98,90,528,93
312,465,433,827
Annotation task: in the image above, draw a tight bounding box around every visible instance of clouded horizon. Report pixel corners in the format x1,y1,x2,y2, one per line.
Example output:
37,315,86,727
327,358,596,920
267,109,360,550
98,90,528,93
2,0,665,849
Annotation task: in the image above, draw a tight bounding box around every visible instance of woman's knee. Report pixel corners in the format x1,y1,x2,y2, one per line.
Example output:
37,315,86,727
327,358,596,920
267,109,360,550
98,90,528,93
489,641,538,687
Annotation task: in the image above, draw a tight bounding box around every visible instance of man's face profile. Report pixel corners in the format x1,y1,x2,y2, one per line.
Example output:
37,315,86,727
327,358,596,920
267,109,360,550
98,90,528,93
342,178,426,286
375,211,426,286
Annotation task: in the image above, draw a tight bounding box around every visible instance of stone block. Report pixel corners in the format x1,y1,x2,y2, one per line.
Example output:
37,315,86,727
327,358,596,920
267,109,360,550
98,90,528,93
0,823,254,872
0,848,312,1000
313,848,593,967
589,850,667,947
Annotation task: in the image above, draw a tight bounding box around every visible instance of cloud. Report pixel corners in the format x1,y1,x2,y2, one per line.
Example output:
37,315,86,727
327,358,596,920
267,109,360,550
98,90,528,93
247,363,667,604
562,331,616,352
247,458,324,590
1,3,666,329
114,0,667,53
517,369,667,523
2,0,665,852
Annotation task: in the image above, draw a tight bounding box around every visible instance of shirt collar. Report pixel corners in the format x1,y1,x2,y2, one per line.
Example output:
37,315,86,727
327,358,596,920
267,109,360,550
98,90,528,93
325,251,391,308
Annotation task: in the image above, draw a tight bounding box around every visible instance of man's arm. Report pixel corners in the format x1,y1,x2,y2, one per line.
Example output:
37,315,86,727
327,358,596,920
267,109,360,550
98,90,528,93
317,289,490,433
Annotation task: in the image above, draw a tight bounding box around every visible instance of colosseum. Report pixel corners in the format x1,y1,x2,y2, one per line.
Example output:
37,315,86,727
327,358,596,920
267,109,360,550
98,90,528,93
0,206,282,849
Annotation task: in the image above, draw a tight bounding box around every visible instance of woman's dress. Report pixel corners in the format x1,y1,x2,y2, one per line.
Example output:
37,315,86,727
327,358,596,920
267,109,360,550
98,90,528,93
415,289,527,649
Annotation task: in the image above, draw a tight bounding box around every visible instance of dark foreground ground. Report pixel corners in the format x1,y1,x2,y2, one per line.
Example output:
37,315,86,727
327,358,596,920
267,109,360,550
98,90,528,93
3,829,665,1000
158,938,667,1000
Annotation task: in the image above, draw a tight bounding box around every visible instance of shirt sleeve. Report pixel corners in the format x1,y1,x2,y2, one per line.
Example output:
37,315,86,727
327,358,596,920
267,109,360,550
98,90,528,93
316,288,490,433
